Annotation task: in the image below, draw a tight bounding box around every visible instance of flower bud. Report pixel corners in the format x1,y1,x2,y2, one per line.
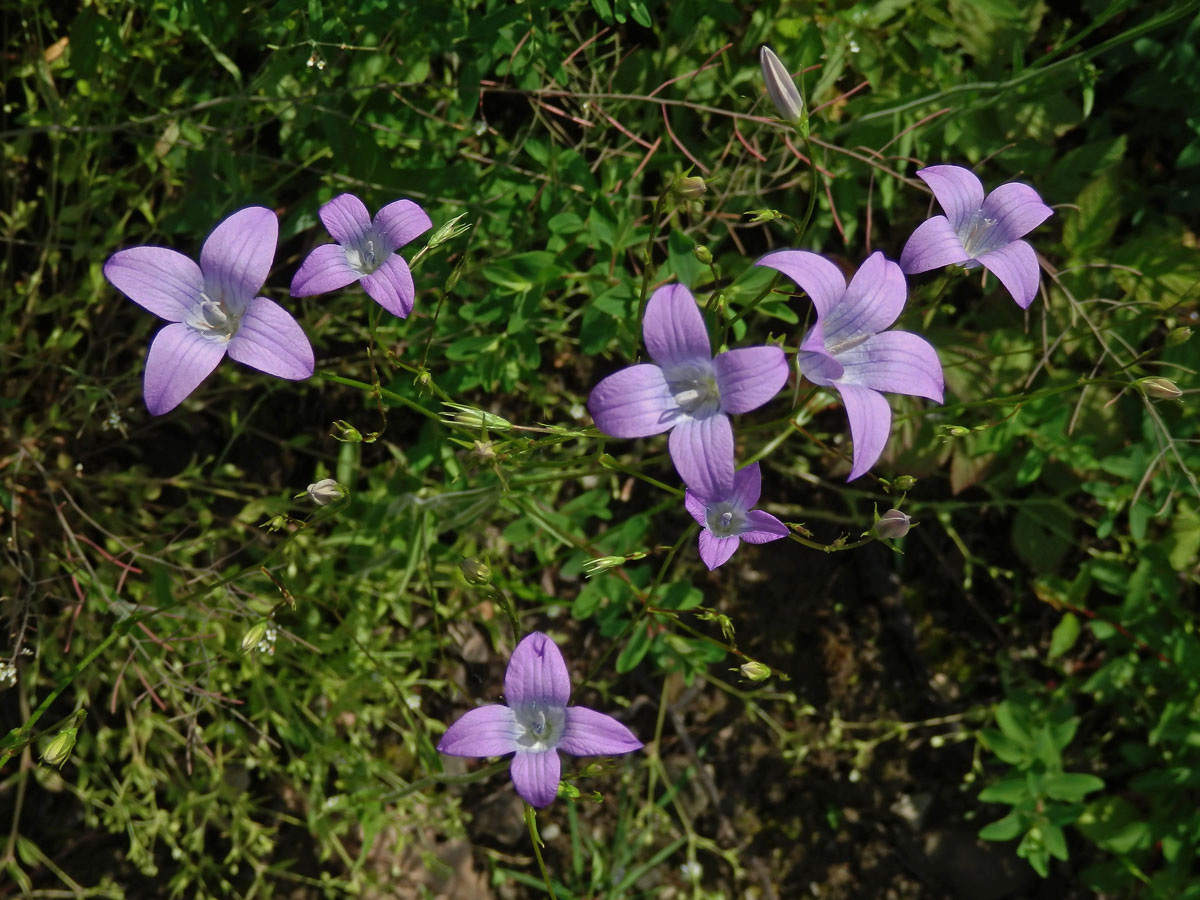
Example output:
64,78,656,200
693,245,713,265
874,509,912,540
760,46,805,123
305,478,345,506
441,402,513,432
583,555,626,577
428,212,470,248
892,475,917,492
41,713,84,768
1165,326,1193,347
460,557,493,586
1140,377,1182,401
739,660,771,682
673,175,707,200
241,620,270,654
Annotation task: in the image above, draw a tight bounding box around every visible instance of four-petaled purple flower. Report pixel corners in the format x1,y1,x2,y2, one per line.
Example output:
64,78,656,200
291,193,432,318
899,165,1053,309
757,250,944,481
438,632,642,808
104,206,315,416
588,284,789,498
684,463,789,570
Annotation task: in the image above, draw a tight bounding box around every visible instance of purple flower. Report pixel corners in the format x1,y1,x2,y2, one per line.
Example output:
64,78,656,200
104,207,314,416
757,251,943,481
290,193,432,318
438,632,642,808
684,463,789,570
899,165,1053,309
588,284,788,497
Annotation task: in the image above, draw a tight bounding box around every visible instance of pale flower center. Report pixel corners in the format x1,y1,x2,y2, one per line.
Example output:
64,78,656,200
345,231,383,276
187,289,242,342
958,210,1001,259
665,362,721,417
705,501,746,538
515,702,565,752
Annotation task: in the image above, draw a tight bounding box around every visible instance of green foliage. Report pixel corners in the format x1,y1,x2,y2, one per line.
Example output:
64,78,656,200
2,0,1198,897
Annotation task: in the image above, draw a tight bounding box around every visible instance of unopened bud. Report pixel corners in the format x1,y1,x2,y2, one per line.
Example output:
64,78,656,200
693,245,713,265
1165,327,1193,347
1140,377,1182,401
760,46,805,123
41,713,84,768
428,213,470,248
241,620,270,654
331,420,362,442
673,175,707,200
893,475,917,492
459,557,492,585
582,556,625,577
739,661,771,682
304,478,345,506
874,509,912,540
746,208,784,224
441,402,513,432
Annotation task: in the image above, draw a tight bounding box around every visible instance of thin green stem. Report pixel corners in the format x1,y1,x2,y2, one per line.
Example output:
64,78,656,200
525,804,559,900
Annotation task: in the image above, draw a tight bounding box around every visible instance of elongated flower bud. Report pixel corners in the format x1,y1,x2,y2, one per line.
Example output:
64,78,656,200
760,46,804,123
1139,377,1182,401
459,557,493,586
305,478,345,506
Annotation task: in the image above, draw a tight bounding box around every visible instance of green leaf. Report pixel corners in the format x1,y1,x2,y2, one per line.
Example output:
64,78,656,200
979,810,1024,841
979,728,1027,765
1049,612,1081,660
1043,772,1104,802
1077,797,1152,854
979,776,1031,805
616,622,654,673
1063,170,1122,260
995,701,1034,747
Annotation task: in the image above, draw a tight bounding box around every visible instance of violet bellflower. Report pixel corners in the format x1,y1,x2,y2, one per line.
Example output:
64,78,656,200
588,284,788,498
438,632,642,808
290,193,432,318
104,207,315,416
757,251,944,481
899,165,1053,309
684,462,789,570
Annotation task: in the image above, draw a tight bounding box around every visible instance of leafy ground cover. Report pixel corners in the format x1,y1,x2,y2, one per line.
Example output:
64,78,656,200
2,0,1199,897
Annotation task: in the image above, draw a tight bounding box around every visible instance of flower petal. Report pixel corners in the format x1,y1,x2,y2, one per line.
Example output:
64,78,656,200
510,749,561,808
835,331,944,402
559,706,643,756
823,252,907,342
977,239,1042,309
373,198,432,255
226,297,315,380
899,216,969,274
797,342,846,386
730,462,762,511
738,510,790,543
200,207,277,304
684,490,707,526
437,705,522,757
981,182,1053,244
505,632,570,710
319,194,372,245
698,530,740,570
642,284,711,367
668,413,734,498
589,364,677,438
289,244,360,297
835,383,892,482
916,165,984,231
756,250,846,319
360,253,416,318
104,247,203,322
143,323,226,416
713,346,788,414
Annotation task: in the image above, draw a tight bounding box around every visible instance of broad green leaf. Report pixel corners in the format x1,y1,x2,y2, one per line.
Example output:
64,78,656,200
1043,772,1104,802
1049,612,1081,660
979,810,1024,841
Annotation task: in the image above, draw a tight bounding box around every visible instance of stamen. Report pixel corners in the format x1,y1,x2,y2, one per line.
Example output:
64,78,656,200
719,511,733,529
